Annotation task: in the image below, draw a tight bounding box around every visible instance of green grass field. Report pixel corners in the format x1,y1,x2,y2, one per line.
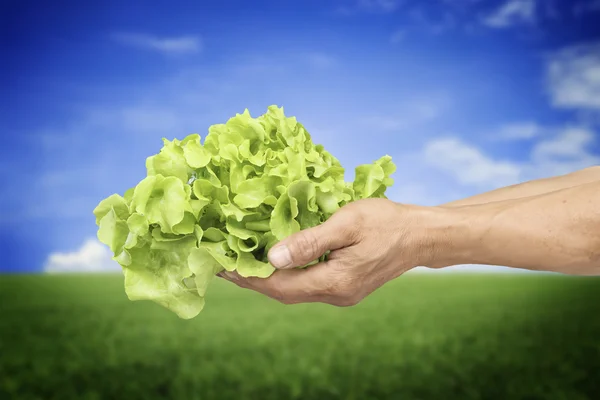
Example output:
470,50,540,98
1,273,599,400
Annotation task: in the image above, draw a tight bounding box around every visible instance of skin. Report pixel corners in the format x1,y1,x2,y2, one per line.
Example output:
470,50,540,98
219,166,600,306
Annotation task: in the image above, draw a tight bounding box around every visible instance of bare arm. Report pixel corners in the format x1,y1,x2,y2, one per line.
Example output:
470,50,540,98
440,166,600,207
220,169,600,307
436,181,600,275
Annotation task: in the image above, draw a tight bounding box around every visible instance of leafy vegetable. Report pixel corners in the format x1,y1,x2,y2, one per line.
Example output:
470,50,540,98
93,105,396,319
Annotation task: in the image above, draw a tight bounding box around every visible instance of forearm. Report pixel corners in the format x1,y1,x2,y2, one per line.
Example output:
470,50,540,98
426,181,600,275
440,166,600,207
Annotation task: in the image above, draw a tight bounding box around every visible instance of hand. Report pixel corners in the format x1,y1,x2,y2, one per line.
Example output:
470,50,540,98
219,198,446,306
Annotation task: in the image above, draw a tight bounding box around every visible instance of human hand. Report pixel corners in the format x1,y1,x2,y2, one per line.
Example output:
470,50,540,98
218,198,452,306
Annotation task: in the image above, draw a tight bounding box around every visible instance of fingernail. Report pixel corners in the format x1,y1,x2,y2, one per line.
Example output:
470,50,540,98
268,245,293,269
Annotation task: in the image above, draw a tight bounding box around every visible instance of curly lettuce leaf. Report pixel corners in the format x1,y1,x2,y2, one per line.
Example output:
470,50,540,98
94,105,396,319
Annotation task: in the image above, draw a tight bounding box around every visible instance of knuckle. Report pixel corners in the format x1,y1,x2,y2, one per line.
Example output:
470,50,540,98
355,209,367,228
333,210,361,240
347,203,367,225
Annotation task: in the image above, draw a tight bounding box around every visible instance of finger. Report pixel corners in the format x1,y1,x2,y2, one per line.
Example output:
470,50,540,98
222,265,333,304
218,271,249,287
267,211,357,269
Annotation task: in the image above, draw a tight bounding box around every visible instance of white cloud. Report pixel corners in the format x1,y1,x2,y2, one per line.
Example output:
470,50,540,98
494,121,543,140
14,45,354,226
111,33,202,55
526,126,600,177
423,125,599,188
546,42,600,111
482,0,536,28
386,183,437,205
44,239,121,273
424,137,522,187
532,127,594,160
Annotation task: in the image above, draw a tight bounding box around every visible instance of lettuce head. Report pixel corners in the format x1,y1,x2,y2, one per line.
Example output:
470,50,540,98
93,105,395,319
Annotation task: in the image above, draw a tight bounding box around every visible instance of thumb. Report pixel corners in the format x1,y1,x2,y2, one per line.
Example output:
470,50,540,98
267,214,355,269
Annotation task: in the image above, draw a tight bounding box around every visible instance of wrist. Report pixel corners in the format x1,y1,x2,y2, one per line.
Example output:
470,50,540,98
410,204,486,269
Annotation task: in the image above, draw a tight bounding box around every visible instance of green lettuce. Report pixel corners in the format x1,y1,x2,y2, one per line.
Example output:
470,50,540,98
93,105,396,319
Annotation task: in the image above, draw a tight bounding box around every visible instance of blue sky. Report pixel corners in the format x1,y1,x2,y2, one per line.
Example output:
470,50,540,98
2,0,600,273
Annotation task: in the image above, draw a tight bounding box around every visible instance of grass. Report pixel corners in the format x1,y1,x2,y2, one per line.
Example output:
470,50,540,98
1,272,599,400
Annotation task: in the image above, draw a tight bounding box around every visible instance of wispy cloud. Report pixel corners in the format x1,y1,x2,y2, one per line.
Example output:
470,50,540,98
423,125,600,189
111,32,202,55
387,183,443,206
528,126,600,177
423,137,522,187
44,239,121,273
12,47,352,228
494,121,544,140
482,0,537,28
546,41,600,111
